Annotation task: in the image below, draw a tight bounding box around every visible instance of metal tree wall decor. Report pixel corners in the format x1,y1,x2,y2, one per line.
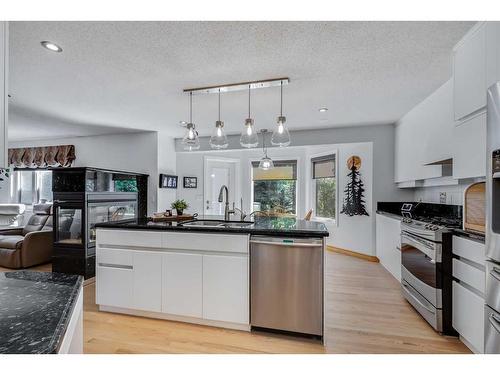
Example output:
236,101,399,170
341,155,369,217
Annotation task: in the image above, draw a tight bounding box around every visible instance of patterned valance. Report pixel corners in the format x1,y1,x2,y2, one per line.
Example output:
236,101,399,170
8,145,76,168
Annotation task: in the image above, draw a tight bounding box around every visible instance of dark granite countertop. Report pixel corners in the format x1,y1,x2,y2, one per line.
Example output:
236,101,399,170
95,215,329,238
0,271,83,354
452,228,485,243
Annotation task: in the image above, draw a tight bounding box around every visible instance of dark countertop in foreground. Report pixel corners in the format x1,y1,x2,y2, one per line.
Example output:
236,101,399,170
95,216,329,238
0,271,83,354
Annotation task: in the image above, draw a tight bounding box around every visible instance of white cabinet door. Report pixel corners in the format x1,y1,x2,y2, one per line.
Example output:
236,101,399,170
133,251,162,312
452,112,487,179
454,23,487,121
96,265,134,308
376,214,402,281
202,254,249,324
162,252,203,318
452,281,485,353
394,80,452,182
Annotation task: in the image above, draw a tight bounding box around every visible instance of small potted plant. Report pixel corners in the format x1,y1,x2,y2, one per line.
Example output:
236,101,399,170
171,199,188,216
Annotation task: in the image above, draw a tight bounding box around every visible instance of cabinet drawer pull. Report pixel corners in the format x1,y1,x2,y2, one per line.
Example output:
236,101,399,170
402,282,435,314
98,263,133,270
490,267,500,282
489,313,500,334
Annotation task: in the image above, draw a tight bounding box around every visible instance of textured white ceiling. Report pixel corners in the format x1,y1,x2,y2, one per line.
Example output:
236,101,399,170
8,21,474,141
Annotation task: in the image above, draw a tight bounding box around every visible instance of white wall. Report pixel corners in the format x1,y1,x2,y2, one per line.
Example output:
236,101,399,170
157,131,177,211
9,131,177,215
176,141,377,255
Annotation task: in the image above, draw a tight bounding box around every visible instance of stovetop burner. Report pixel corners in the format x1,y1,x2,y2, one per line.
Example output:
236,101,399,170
412,216,462,228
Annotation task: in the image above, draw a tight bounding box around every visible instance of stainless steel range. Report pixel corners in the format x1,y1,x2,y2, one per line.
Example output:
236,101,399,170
400,216,458,335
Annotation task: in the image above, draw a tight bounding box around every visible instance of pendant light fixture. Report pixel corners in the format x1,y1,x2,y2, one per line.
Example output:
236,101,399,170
271,80,291,147
240,85,259,148
258,129,274,170
209,89,228,149
182,92,200,151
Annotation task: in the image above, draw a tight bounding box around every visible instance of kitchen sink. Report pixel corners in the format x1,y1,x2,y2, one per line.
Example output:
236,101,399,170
180,219,254,228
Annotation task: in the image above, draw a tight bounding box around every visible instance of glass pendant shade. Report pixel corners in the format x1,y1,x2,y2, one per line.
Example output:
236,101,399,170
240,118,259,148
209,121,228,149
182,92,200,151
271,116,291,147
240,85,259,148
271,81,291,147
182,123,200,151
259,155,274,170
209,89,229,149
258,129,274,170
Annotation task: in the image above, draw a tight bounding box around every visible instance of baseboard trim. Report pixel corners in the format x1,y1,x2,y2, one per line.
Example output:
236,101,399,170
98,305,251,332
327,245,379,263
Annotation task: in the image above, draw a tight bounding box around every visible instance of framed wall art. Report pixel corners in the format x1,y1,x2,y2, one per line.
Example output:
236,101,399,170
183,176,197,189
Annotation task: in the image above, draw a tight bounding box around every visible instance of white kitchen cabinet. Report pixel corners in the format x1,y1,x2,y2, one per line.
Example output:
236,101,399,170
451,235,485,353
452,112,487,179
162,252,203,318
452,235,486,266
96,265,134,308
133,251,162,312
96,229,251,330
96,248,162,311
453,23,487,121
452,281,485,353
375,213,401,281
203,254,249,324
394,80,453,183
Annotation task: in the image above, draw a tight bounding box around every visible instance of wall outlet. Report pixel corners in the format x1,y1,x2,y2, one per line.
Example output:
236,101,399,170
439,192,447,204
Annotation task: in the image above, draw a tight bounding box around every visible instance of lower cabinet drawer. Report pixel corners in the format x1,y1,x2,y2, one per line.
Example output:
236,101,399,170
452,281,485,353
452,258,485,294
96,265,134,308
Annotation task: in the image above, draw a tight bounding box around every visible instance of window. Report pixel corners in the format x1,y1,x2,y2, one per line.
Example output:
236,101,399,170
251,160,297,216
311,154,336,220
11,170,53,205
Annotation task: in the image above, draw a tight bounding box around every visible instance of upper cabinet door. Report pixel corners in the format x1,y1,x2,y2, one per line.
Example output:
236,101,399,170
453,23,487,121
0,22,8,168
452,112,487,179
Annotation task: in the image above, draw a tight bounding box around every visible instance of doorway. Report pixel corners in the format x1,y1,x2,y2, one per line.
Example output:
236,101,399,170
203,157,241,216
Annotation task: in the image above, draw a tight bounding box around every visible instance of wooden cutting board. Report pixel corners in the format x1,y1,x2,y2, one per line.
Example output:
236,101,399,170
464,182,485,233
150,213,196,223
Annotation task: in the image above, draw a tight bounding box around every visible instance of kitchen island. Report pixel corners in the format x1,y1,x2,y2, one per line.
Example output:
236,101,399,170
95,216,328,336
0,271,83,354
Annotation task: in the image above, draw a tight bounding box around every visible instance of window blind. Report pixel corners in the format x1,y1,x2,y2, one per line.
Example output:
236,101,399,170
312,154,335,179
252,160,297,181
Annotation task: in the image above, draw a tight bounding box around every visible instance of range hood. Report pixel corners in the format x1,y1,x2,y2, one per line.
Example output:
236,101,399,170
424,158,453,177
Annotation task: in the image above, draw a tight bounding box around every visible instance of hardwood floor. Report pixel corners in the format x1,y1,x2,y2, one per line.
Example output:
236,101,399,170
0,252,470,354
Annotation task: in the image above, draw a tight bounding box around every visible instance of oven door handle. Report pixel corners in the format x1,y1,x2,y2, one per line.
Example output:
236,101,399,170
402,282,435,314
401,234,438,262
490,267,500,282
488,313,500,334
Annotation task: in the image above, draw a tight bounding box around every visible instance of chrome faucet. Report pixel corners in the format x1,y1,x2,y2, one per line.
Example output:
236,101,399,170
218,185,234,221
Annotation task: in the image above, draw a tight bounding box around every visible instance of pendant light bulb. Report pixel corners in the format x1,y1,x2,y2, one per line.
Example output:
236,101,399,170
182,92,200,151
210,89,229,149
240,85,259,148
271,81,291,147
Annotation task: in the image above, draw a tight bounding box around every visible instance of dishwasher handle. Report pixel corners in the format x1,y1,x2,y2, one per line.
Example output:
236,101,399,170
250,239,323,247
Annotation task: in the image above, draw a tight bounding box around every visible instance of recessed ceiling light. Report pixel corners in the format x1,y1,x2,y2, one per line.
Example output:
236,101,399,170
318,107,328,113
41,41,63,53
179,121,187,126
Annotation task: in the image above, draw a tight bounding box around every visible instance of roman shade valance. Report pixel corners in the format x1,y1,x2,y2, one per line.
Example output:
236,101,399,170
252,160,297,181
312,154,335,179
8,145,76,168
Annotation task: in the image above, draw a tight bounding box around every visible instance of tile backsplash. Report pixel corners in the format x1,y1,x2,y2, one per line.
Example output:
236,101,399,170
413,184,469,205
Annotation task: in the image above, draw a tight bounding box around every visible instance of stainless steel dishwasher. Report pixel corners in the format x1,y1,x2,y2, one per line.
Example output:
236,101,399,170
250,235,324,337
